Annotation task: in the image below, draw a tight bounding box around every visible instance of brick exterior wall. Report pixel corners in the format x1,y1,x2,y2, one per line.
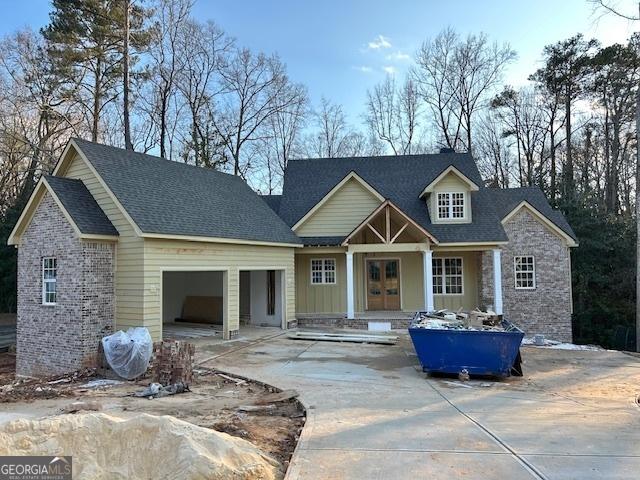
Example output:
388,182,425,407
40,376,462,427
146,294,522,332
480,209,573,342
17,193,115,377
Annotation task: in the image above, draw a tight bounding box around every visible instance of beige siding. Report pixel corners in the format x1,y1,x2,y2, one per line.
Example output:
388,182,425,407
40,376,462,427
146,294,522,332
62,154,146,333
144,239,296,340
295,248,481,315
295,252,346,313
433,251,479,310
429,172,473,223
296,178,382,236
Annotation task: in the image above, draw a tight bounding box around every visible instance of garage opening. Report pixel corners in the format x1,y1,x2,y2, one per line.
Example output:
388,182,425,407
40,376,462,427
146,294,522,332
239,270,284,329
162,270,226,339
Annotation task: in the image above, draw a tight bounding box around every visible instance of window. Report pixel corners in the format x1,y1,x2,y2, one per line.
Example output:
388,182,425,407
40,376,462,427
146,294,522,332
42,257,57,305
437,192,465,219
432,257,463,295
311,258,336,285
514,256,535,289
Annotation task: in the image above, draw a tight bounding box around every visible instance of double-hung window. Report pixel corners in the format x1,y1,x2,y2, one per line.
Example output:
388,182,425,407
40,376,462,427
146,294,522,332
311,258,336,285
437,192,465,220
514,256,535,289
42,257,57,305
432,257,463,295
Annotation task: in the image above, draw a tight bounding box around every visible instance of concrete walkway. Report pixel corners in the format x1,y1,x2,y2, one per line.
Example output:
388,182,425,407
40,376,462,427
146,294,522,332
198,328,640,480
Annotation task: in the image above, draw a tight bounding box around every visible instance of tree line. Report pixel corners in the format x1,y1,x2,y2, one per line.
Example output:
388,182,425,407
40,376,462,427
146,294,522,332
0,0,637,348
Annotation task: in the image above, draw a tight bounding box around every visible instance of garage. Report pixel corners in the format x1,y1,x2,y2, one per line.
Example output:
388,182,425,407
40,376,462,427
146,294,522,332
240,270,285,328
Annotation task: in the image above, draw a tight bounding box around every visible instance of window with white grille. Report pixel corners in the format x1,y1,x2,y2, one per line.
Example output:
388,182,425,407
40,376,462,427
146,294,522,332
311,258,336,285
514,256,535,289
432,257,463,295
437,192,465,219
42,257,57,305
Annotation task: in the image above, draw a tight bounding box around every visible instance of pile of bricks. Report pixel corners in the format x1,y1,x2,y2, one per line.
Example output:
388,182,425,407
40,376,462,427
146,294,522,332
151,340,195,386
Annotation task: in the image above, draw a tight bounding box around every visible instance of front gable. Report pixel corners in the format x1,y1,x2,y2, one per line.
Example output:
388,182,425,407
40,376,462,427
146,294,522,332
421,167,479,225
294,172,385,237
502,201,578,247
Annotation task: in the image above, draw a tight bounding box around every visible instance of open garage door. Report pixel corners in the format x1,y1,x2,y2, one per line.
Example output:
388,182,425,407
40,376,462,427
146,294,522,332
240,270,284,328
162,270,226,339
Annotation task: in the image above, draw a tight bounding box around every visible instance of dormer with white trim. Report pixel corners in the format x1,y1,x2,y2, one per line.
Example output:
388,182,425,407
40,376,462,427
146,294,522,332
419,165,480,224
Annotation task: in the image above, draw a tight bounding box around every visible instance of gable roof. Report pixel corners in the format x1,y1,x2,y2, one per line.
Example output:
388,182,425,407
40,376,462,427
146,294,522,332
71,139,301,246
280,153,508,244
419,165,480,196
489,187,577,242
45,176,119,236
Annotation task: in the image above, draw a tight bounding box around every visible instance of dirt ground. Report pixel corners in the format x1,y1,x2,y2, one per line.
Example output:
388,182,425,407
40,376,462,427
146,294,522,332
0,362,305,479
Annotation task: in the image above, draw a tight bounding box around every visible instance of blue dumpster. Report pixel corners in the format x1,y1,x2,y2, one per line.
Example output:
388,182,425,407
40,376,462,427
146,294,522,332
409,316,524,377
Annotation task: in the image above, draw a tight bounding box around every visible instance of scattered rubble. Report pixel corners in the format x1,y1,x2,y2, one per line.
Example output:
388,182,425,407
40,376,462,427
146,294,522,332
133,381,190,399
411,308,515,332
522,337,603,350
0,368,98,403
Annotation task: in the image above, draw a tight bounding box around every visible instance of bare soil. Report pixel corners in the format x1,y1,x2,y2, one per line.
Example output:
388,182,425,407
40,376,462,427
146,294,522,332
0,363,305,479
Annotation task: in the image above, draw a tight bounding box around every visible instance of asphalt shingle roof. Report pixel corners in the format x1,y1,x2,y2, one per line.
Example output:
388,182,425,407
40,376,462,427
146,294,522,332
279,153,575,244
45,175,118,236
260,194,282,214
72,139,301,245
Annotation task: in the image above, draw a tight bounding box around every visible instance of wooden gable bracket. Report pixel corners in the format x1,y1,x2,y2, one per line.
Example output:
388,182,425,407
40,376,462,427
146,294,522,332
342,200,438,246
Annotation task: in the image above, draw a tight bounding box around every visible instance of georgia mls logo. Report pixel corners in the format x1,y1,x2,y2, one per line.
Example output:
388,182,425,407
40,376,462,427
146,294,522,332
0,455,72,480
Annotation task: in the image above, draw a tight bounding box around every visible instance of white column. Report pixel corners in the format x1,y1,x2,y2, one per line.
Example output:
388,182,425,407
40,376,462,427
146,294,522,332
492,248,503,315
422,250,434,312
346,251,355,319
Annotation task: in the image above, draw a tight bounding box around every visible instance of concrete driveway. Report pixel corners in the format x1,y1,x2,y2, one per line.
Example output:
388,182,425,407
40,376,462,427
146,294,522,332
197,328,640,480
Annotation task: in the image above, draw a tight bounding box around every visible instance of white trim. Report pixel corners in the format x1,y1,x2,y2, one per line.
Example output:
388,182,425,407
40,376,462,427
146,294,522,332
42,257,57,306
493,249,503,315
310,258,337,285
7,178,46,245
422,250,434,311
142,232,302,249
292,171,385,231
346,252,354,319
436,192,467,220
501,201,578,247
513,255,536,290
432,256,464,296
419,165,480,197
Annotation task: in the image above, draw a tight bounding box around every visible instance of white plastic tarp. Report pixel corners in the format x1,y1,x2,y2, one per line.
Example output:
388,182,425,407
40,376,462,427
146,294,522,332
101,327,152,379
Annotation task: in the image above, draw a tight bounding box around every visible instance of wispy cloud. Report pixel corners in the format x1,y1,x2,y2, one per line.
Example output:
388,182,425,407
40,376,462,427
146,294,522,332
354,65,373,73
386,51,411,62
383,66,397,75
367,35,392,50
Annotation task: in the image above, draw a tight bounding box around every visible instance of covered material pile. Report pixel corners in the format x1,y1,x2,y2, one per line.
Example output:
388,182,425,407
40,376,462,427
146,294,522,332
412,309,514,331
0,413,279,480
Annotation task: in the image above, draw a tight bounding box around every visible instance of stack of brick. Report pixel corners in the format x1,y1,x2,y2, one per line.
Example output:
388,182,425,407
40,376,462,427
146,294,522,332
151,340,195,386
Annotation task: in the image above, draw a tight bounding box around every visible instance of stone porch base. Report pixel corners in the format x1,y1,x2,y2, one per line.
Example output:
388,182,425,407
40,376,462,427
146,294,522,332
296,313,414,330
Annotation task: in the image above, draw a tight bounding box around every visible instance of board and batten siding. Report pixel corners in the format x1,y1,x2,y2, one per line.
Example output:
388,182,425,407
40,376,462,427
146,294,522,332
295,248,481,314
295,252,346,314
143,239,296,339
432,250,479,311
295,178,382,236
62,153,146,334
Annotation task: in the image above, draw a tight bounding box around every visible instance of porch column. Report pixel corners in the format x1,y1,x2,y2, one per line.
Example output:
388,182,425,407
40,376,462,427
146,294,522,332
346,251,355,319
422,250,434,311
492,248,503,315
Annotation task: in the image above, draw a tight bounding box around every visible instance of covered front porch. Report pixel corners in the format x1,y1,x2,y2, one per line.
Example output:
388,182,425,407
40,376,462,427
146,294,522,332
294,201,505,322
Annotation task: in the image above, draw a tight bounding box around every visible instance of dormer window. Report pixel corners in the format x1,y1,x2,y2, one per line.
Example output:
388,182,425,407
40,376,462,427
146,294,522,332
437,192,465,220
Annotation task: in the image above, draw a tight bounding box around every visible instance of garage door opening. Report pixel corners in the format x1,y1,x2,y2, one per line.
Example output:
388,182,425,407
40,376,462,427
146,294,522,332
240,270,284,329
162,270,226,340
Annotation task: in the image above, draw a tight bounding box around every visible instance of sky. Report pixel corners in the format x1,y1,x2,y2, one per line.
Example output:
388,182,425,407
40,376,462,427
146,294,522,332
1,0,638,125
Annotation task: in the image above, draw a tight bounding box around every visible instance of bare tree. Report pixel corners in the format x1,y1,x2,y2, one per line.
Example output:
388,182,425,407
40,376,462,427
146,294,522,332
414,28,516,153
214,49,306,177
365,75,420,155
476,112,514,188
